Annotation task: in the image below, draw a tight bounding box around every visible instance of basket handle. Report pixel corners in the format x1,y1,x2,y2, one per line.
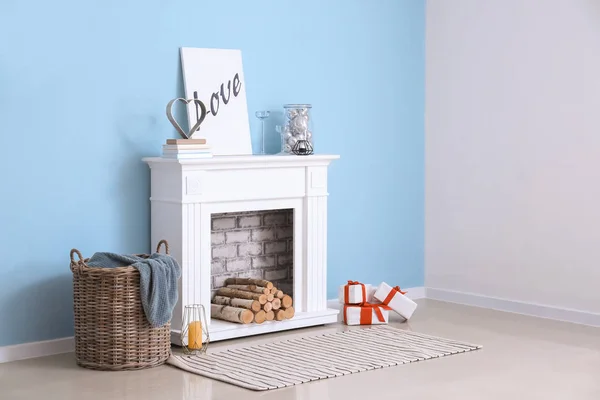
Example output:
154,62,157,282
156,240,169,254
70,249,83,264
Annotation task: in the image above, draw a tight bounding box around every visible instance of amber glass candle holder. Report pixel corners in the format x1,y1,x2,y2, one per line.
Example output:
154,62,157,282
181,304,210,355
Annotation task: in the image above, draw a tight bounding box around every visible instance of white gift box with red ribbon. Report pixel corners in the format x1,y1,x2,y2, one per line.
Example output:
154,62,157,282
343,303,391,326
373,282,417,320
338,281,376,305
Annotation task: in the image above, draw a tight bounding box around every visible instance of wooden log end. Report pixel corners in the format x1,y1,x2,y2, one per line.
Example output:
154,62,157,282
282,295,293,308
258,294,267,304
254,310,266,324
241,309,254,324
284,306,295,319
265,310,275,321
274,309,285,321
263,302,273,312
271,298,281,310
267,294,275,302
251,300,261,312
275,290,284,299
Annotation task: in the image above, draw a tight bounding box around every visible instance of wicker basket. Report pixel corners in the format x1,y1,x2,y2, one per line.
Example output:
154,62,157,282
69,240,172,371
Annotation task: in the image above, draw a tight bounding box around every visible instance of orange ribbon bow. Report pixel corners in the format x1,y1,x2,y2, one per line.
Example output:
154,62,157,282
344,280,367,304
382,286,407,306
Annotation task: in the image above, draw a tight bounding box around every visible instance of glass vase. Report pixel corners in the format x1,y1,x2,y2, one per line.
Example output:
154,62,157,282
278,104,313,155
181,304,210,355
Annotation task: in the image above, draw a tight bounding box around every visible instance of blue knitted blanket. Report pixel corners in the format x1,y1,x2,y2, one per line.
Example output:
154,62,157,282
86,251,181,327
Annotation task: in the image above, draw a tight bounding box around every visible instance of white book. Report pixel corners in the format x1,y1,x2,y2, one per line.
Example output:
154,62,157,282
162,149,212,154
162,153,213,159
162,144,211,150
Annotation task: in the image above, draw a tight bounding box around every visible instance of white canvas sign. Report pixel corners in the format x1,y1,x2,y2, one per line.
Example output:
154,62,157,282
180,47,252,155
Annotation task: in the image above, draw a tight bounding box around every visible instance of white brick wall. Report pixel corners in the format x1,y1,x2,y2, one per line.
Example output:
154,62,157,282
211,209,294,294
212,260,226,274
238,215,261,228
265,241,287,254
276,226,294,239
212,217,236,230
226,258,250,272
211,232,225,245
212,244,237,259
238,243,263,257
225,230,250,243
252,256,276,268
251,228,275,242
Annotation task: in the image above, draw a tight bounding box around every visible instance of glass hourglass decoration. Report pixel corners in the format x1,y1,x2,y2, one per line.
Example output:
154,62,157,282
181,304,210,355
255,111,271,155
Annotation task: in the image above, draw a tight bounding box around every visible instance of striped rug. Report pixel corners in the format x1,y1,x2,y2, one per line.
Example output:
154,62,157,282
167,325,482,391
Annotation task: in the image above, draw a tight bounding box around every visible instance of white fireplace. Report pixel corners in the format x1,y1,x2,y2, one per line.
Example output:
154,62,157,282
143,154,340,343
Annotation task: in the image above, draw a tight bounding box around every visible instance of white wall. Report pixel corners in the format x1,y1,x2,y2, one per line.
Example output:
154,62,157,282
425,0,600,314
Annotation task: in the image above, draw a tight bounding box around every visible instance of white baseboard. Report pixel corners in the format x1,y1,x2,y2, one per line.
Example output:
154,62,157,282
327,286,426,309
1,288,428,364
427,287,600,328
0,337,74,364
403,286,426,300
8,285,596,364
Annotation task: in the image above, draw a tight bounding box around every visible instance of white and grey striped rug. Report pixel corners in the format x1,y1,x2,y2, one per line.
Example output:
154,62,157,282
167,325,482,391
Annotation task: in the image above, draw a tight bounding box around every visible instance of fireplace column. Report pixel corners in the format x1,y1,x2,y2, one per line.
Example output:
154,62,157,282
304,166,330,312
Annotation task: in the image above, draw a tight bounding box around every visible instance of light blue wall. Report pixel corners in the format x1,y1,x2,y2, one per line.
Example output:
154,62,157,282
0,0,424,346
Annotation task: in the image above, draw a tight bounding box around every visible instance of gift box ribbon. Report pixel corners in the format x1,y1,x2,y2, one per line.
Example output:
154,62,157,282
344,280,367,304
382,286,407,306
343,303,391,325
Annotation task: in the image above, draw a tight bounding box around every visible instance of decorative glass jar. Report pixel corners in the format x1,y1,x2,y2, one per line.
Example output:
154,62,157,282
180,304,210,355
278,104,314,155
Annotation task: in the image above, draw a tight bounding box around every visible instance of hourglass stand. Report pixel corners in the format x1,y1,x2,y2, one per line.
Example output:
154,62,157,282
255,111,271,155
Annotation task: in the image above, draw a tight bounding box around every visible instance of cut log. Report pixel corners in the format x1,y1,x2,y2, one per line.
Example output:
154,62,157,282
271,298,281,310
269,287,278,295
274,309,286,321
225,278,273,290
217,288,267,304
267,293,275,302
262,302,273,313
212,295,261,312
211,304,254,324
265,310,275,321
275,290,284,299
281,295,293,308
255,286,270,295
254,310,267,324
226,284,270,295
283,306,295,319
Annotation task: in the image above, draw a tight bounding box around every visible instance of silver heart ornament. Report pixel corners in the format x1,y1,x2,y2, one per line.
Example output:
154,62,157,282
166,98,207,139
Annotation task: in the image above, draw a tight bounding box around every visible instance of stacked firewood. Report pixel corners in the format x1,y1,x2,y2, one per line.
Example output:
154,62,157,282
211,278,295,324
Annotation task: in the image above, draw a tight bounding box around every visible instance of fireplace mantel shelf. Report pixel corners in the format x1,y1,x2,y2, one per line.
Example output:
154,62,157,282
143,154,340,170
144,152,340,342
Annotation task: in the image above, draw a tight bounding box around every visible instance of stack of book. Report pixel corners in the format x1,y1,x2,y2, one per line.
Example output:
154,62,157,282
162,138,213,159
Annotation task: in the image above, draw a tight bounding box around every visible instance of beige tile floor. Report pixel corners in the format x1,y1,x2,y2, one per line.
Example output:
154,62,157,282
1,299,599,400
